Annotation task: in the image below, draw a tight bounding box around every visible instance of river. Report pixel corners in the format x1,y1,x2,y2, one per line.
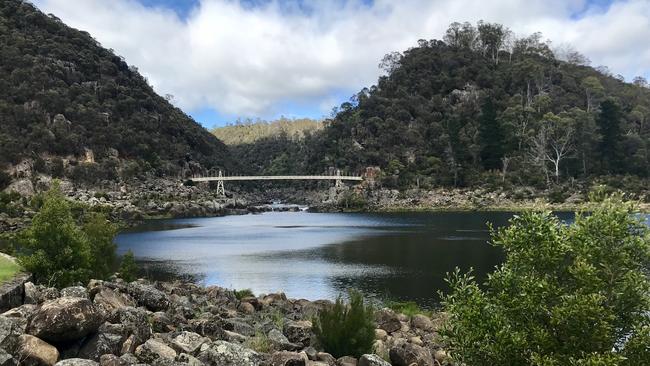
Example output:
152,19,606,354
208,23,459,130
115,210,648,307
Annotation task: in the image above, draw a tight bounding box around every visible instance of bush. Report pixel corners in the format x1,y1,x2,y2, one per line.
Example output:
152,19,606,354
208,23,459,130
234,288,254,300
385,300,431,318
119,250,138,282
17,183,119,287
313,289,376,358
442,196,650,365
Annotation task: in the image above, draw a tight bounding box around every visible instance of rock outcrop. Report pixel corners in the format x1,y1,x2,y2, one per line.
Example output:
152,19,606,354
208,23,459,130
0,278,450,366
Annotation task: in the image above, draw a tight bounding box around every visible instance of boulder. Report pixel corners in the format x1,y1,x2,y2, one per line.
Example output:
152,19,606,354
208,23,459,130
54,359,99,366
0,315,23,353
411,314,433,331
176,352,203,366
27,297,103,342
92,289,135,320
97,354,127,366
17,335,59,366
374,329,387,341
171,331,208,355
78,330,124,361
151,311,174,333
126,283,169,311
114,307,151,345
269,351,307,366
222,318,255,337
24,283,59,305
315,352,336,365
283,320,312,345
268,328,300,351
389,343,434,366
197,340,263,366
358,354,391,366
336,356,357,366
60,286,88,299
375,309,401,333
0,348,16,366
134,339,177,364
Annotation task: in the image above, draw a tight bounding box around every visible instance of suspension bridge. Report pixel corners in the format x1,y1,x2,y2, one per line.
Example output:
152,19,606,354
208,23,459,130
188,170,363,196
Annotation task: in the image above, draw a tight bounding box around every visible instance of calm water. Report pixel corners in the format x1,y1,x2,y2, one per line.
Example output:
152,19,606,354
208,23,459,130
115,210,627,307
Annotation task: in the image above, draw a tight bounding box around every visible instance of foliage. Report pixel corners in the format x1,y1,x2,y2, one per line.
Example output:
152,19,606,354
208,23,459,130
245,331,272,353
83,212,118,280
230,21,649,192
234,288,254,300
212,117,323,145
17,183,119,287
0,256,20,283
385,300,431,318
119,250,138,282
338,191,367,210
0,0,232,178
441,196,650,365
313,289,376,358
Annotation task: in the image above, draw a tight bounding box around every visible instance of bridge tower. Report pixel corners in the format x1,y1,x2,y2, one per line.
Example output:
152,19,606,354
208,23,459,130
216,170,225,197
335,169,342,188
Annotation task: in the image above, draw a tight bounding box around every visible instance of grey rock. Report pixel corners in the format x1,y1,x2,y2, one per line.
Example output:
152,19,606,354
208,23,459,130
93,288,136,320
358,354,391,366
222,319,255,337
135,339,177,364
336,356,357,366
0,316,23,353
282,320,312,346
375,309,401,334
17,334,59,366
24,283,59,305
115,307,152,345
0,348,16,366
175,353,203,366
78,331,124,361
60,286,88,299
127,283,169,312
411,314,433,331
27,297,103,342
267,329,300,351
98,354,128,366
197,340,262,366
170,331,207,355
54,359,99,366
269,351,307,366
389,343,434,366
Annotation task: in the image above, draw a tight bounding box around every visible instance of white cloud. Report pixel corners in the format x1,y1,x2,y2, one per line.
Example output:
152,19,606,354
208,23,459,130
33,0,650,120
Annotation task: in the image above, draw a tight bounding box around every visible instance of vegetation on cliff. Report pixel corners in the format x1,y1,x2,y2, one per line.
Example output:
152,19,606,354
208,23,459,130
442,195,650,365
226,21,649,199
0,0,232,183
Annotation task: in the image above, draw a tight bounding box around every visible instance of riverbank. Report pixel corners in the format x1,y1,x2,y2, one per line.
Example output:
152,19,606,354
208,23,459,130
0,277,449,366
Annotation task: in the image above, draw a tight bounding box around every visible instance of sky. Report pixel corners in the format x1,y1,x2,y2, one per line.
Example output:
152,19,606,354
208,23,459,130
32,0,650,127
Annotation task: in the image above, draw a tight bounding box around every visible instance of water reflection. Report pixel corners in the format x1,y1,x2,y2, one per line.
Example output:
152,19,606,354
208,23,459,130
115,211,577,307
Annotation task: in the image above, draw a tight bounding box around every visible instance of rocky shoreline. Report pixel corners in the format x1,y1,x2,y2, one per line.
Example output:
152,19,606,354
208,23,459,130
0,278,449,366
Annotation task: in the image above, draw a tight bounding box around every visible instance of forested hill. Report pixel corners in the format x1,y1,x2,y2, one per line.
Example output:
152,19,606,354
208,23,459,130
0,0,231,187
306,22,650,189
212,118,323,145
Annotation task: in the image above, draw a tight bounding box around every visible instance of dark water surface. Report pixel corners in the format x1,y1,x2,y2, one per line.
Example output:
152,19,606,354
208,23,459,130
116,211,577,307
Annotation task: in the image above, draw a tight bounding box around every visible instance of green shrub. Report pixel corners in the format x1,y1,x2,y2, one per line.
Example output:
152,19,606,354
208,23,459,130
234,288,254,300
442,196,650,365
119,250,138,282
385,300,431,318
17,183,119,287
313,289,376,358
18,183,92,287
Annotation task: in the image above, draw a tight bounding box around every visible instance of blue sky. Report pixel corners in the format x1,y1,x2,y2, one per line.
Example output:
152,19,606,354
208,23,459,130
34,0,649,128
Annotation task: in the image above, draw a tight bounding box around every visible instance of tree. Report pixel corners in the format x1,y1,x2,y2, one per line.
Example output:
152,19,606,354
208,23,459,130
597,99,623,173
442,196,650,365
477,21,509,64
83,212,118,280
18,183,92,287
581,76,605,113
479,98,505,170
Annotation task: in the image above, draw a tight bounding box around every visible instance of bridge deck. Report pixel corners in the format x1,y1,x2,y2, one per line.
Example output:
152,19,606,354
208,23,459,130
191,175,363,182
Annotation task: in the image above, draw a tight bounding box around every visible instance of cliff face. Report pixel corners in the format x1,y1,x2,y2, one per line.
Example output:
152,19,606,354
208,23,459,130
0,0,233,187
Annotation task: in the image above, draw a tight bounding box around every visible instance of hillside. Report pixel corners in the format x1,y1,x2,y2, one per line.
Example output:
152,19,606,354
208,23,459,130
212,117,323,145
243,22,649,194
0,0,232,188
